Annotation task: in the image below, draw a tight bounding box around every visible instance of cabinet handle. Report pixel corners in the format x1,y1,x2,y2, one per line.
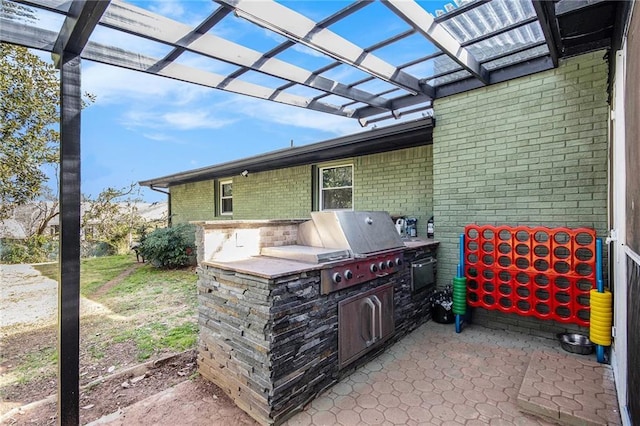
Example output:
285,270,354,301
371,295,382,341
363,297,376,347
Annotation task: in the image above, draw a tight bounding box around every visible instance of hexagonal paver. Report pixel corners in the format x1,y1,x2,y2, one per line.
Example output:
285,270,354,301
433,378,455,392
311,396,334,411
471,377,495,390
378,393,401,408
407,406,432,422
356,394,379,409
352,382,373,395
387,369,407,381
360,408,385,425
419,390,444,406
442,390,466,404
453,403,480,420
392,380,414,393
332,382,353,396
310,410,336,425
532,381,561,397
399,392,422,407
475,402,503,419
430,404,456,421
372,381,394,394
334,395,357,410
383,407,409,425
336,409,361,425
551,395,583,411
412,379,434,393
483,388,509,403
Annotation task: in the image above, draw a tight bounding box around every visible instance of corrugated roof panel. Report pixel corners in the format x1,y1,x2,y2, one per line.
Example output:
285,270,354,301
483,44,549,70
466,21,545,62
428,69,472,86
440,0,536,43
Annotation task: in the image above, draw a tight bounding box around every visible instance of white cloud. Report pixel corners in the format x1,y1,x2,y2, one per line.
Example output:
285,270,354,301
123,108,235,131
163,111,235,130
223,97,363,136
148,0,186,20
142,132,178,142
82,62,208,106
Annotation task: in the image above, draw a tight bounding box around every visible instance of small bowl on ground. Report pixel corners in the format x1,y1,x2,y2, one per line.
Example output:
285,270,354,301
558,333,594,355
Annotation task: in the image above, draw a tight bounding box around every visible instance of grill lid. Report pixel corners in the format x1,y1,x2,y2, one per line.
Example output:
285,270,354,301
299,211,404,256
261,245,350,264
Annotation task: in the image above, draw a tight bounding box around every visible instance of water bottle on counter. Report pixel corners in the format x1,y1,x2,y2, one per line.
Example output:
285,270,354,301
427,216,434,238
406,218,417,237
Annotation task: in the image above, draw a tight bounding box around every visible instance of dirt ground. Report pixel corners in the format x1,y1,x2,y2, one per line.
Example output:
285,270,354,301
0,263,252,425
0,350,254,426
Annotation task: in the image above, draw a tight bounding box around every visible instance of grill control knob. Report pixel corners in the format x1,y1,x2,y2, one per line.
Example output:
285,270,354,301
379,261,386,270
386,260,395,268
370,264,378,273
344,270,353,280
332,272,342,283
395,257,403,266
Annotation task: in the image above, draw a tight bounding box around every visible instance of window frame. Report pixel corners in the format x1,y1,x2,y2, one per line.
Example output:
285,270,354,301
219,179,233,215
318,163,354,211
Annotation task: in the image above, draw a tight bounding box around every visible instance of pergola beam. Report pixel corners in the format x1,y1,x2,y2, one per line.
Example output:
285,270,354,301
22,0,393,111
53,0,110,63
102,0,391,109
532,0,561,67
1,19,356,117
216,0,433,97
383,0,489,84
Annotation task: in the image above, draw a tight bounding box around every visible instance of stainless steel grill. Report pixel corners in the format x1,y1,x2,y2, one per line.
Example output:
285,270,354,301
299,211,405,256
262,211,406,294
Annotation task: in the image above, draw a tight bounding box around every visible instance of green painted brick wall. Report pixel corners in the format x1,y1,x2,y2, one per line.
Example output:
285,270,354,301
233,165,312,220
354,145,433,235
433,51,609,288
171,180,216,224
170,145,433,225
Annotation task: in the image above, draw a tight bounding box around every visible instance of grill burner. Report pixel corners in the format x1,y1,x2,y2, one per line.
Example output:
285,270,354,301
262,211,406,294
321,250,404,294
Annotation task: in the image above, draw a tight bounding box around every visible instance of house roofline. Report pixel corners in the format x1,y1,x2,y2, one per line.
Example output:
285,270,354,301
139,117,434,189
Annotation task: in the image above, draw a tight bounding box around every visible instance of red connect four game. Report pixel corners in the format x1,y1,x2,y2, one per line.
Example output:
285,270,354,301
464,225,596,327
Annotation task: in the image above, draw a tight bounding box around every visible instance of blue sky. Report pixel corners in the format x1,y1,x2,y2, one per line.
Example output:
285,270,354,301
33,0,452,202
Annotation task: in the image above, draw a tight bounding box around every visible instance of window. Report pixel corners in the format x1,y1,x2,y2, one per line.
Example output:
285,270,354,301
220,180,233,215
319,164,353,210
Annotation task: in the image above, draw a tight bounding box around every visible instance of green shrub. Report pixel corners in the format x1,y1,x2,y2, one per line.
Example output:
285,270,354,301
0,235,55,264
138,223,196,269
1,240,29,263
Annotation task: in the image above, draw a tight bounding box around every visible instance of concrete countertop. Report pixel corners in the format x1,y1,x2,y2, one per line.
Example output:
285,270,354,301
202,256,321,279
202,239,439,279
402,238,439,248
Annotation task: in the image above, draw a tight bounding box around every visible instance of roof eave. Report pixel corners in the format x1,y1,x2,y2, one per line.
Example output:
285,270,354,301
139,117,434,189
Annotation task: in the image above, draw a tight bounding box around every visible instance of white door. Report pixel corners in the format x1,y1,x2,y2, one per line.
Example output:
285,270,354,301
611,46,629,424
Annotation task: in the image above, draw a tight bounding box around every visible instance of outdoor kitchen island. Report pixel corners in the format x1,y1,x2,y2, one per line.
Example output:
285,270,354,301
194,214,438,425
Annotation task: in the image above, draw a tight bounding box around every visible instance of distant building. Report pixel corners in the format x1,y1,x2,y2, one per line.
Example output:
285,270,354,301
0,202,168,241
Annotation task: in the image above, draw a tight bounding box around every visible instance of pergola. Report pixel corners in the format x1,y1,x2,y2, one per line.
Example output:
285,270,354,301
0,0,629,424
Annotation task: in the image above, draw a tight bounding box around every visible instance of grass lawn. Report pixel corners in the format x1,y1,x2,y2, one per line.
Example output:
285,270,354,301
34,254,138,297
4,255,198,399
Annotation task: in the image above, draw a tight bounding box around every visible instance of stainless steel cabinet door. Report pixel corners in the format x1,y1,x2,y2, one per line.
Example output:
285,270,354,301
338,283,395,368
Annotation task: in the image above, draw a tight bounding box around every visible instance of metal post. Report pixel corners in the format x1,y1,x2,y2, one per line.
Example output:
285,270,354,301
58,51,82,426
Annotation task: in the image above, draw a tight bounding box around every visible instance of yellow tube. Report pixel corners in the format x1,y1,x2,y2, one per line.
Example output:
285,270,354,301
589,323,612,334
590,290,613,346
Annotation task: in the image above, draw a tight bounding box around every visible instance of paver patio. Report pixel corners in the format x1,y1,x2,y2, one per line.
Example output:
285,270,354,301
89,321,620,426
283,322,620,426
